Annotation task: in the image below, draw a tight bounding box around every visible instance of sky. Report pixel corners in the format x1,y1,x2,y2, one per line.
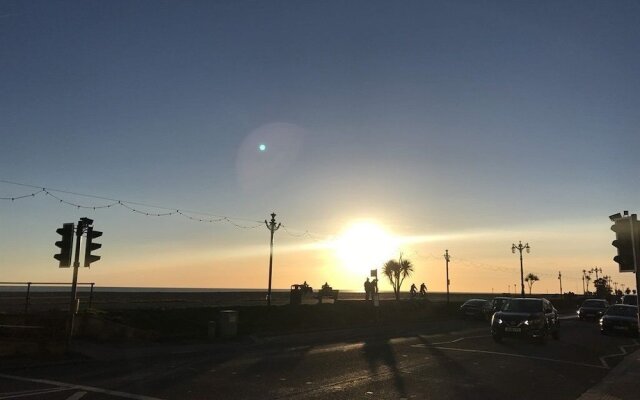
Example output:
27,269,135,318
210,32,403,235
1,0,639,294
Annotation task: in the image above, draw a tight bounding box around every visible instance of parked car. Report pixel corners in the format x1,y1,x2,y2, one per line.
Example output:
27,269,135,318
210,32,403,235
600,304,639,337
484,296,511,321
577,299,609,320
459,299,489,319
622,294,638,306
491,298,559,343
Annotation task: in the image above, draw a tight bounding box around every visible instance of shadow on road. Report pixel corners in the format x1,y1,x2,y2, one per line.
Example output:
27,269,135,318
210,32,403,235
361,338,407,398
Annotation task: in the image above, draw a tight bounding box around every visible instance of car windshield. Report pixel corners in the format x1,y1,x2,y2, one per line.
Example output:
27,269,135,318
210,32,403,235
606,306,638,317
582,300,606,308
503,300,542,313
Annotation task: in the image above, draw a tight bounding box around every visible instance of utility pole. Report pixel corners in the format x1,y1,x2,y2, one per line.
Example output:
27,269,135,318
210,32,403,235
558,271,563,299
444,249,451,305
265,213,281,306
512,241,530,297
582,269,586,294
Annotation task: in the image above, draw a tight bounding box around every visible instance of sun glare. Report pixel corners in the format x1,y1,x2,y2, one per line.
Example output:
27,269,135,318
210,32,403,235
333,221,399,276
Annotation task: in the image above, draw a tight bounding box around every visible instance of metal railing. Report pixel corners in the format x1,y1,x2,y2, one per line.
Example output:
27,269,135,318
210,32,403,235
0,281,95,314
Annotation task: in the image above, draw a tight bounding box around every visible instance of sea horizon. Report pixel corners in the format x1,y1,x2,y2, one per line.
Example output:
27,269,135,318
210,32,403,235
0,284,517,295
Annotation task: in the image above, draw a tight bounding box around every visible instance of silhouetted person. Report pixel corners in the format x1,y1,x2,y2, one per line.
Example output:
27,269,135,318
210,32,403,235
372,278,378,294
410,283,417,297
420,282,427,297
364,277,371,301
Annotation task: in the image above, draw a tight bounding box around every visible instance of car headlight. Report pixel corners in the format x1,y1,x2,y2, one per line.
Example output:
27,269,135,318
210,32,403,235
496,318,503,324
525,319,544,327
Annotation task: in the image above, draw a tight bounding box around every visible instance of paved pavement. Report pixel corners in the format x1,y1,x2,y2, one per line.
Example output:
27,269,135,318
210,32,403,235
576,347,640,400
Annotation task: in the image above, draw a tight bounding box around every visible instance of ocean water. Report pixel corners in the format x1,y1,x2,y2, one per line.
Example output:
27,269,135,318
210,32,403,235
0,285,291,293
0,284,501,299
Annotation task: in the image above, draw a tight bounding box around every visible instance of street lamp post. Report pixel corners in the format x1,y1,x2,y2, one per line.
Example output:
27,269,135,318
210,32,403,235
265,213,281,306
512,241,530,297
444,249,451,305
558,271,563,299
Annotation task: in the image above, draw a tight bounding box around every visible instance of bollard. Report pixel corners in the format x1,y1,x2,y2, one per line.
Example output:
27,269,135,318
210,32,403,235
25,282,32,315
208,321,217,339
218,310,238,338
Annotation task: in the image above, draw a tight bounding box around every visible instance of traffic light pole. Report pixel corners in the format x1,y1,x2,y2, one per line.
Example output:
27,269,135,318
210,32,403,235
67,219,85,344
610,211,640,335
630,216,640,334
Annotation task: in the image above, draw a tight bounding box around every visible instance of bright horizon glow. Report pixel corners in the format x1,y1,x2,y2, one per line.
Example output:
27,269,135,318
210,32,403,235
333,221,399,277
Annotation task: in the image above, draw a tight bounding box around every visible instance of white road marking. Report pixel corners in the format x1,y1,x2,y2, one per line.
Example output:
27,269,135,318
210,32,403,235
599,339,640,369
425,346,607,369
0,374,164,400
418,335,491,347
66,392,87,400
0,387,73,399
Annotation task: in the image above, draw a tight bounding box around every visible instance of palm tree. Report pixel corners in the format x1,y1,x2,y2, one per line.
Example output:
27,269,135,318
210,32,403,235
383,254,414,301
524,273,539,295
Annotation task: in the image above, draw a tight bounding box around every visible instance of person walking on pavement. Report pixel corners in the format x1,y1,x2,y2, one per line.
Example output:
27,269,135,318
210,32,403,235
364,277,371,301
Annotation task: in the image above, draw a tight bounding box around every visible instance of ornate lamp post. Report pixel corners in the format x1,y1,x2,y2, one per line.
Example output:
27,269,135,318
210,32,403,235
512,241,530,297
265,213,281,306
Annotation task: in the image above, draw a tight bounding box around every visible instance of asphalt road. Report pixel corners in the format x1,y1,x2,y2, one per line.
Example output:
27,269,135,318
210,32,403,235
1,316,638,400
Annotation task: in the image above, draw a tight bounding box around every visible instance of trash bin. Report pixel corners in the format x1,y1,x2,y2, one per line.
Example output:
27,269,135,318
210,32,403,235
290,290,302,305
218,310,238,338
207,321,217,339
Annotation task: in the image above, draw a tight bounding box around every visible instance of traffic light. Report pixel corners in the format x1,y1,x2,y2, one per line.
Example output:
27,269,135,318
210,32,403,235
54,223,74,268
611,214,639,272
84,226,102,267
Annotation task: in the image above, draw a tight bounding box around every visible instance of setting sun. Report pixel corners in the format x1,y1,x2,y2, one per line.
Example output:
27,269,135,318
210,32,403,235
333,221,399,277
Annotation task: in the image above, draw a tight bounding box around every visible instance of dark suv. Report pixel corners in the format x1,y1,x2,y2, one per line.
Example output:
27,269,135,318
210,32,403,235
491,298,559,343
484,296,511,321
578,299,609,320
622,294,637,306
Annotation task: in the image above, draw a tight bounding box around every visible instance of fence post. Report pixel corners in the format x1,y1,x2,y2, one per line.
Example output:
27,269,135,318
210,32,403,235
25,282,31,315
89,283,95,309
